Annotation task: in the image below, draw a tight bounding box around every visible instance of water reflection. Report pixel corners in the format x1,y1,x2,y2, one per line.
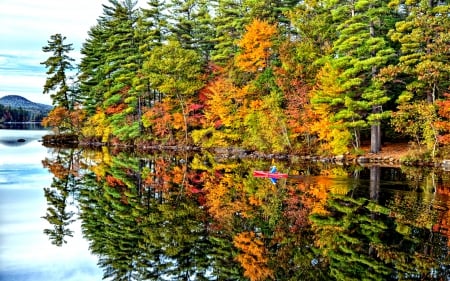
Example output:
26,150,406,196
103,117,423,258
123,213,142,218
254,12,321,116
43,147,450,280
0,129,102,281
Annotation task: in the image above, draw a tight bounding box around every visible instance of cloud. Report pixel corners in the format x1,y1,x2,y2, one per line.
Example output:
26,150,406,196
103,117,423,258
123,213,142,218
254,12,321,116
0,0,106,104
0,0,147,105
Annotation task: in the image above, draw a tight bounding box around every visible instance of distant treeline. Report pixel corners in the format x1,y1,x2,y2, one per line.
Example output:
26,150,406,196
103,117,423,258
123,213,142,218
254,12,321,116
0,104,47,123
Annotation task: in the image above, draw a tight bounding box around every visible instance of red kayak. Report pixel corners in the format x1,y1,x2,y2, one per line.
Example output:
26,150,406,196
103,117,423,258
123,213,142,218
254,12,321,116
253,170,288,179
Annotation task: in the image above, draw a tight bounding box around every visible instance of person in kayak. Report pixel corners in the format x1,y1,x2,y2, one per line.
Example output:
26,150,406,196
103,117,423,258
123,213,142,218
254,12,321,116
269,165,277,185
269,165,277,173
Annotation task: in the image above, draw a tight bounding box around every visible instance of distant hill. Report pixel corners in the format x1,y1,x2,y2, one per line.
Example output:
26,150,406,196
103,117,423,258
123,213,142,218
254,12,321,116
0,95,53,123
0,95,53,111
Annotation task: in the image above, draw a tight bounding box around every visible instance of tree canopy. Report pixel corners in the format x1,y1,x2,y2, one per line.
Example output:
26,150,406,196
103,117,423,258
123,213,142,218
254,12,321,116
41,0,450,157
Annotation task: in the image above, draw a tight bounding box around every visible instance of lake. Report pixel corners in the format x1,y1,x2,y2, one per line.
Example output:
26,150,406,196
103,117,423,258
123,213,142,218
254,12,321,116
0,129,102,281
1,128,449,280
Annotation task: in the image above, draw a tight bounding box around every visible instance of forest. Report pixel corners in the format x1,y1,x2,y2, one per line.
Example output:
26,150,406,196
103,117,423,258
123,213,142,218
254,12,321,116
40,0,450,159
0,104,48,123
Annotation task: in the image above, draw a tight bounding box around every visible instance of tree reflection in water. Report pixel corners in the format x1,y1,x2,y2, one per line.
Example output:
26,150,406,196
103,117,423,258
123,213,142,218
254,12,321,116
42,147,450,280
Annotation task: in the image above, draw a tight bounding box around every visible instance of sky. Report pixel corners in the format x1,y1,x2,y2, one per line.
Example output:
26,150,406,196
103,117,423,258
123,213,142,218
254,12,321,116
0,0,146,106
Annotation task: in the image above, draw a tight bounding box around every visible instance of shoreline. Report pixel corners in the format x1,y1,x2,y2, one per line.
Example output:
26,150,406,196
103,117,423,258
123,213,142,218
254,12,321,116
40,135,450,169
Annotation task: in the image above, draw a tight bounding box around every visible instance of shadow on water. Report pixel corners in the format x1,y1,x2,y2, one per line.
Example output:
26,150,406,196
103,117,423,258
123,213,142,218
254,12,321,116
0,124,47,146
40,147,450,281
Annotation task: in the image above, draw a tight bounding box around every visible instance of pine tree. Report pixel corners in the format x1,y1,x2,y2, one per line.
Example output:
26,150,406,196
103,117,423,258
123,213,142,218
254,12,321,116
79,22,112,115
41,33,76,110
166,0,215,60
387,0,450,103
210,0,247,65
79,0,142,141
326,0,396,152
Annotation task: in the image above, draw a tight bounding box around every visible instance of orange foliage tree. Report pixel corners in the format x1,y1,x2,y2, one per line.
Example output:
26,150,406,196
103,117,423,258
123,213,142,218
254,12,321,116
435,93,450,145
191,76,246,147
42,105,85,135
233,231,273,281
235,19,277,73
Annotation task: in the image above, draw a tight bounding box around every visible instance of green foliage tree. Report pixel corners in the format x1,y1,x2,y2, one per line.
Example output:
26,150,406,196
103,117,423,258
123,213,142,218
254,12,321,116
41,33,76,110
210,0,247,65
143,40,204,144
387,0,450,103
323,0,396,152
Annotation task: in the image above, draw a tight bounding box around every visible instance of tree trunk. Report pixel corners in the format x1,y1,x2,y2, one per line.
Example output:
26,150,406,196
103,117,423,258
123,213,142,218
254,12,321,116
370,122,381,153
369,165,380,201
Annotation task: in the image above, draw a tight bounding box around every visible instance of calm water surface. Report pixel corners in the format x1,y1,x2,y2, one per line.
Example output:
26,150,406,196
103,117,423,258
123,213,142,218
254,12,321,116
0,129,102,281
1,128,449,280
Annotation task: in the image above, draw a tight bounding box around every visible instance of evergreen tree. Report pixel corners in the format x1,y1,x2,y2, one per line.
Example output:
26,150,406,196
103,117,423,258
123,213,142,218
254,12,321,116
41,33,76,110
387,0,450,103
166,0,216,61
245,0,300,27
210,0,248,65
79,23,111,115
324,0,396,152
79,0,142,141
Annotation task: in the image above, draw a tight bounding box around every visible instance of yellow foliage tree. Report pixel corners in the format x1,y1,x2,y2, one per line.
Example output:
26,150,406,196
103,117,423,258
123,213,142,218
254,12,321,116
191,76,246,147
310,62,352,155
81,108,110,143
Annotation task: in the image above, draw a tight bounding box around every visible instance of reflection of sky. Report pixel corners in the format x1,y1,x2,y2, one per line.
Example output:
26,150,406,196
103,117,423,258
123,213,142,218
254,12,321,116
0,130,103,281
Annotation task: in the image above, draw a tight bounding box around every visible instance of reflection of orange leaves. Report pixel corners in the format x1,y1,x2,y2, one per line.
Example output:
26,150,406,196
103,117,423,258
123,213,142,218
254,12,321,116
172,112,185,130
172,166,185,184
283,184,311,232
204,174,251,228
233,231,273,281
308,176,331,216
106,175,125,187
43,160,69,179
144,173,154,185
250,100,263,109
249,195,262,206
105,103,126,115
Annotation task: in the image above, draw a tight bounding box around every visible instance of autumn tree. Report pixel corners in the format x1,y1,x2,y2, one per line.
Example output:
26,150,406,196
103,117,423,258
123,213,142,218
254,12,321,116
391,101,439,156
42,105,85,135
436,94,450,146
143,40,204,144
233,231,273,281
191,75,245,147
235,19,277,73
